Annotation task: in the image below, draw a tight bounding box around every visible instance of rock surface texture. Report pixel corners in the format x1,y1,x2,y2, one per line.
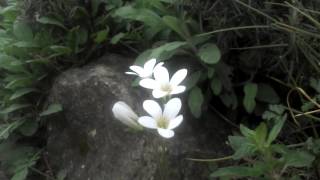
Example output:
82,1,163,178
47,54,231,180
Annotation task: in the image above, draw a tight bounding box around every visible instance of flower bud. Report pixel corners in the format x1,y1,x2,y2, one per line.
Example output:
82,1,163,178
112,101,143,130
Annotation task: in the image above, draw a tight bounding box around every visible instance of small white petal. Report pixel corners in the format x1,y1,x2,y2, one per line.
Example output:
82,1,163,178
144,58,157,75
154,66,169,84
168,115,183,129
138,116,157,129
143,100,162,118
139,79,158,89
125,71,137,75
112,101,141,129
154,62,164,71
152,89,168,98
163,98,182,119
170,69,187,86
129,66,145,76
157,128,174,138
171,85,186,95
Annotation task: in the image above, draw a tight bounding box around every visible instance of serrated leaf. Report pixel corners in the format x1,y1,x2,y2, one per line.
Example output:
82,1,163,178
254,123,267,147
267,114,286,145
13,21,33,41
37,16,66,29
40,104,63,116
188,87,203,118
198,43,221,64
240,124,256,139
284,150,315,167
210,76,222,95
10,88,36,100
256,83,280,104
243,83,258,113
228,136,256,160
211,166,263,178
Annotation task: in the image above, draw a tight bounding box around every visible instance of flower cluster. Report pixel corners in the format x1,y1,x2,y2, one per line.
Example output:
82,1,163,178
112,59,187,138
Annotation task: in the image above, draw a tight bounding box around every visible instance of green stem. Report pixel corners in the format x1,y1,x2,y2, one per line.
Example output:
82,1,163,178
185,155,233,162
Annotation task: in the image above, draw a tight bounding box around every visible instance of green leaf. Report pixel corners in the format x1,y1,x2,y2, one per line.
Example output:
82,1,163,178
310,78,320,93
114,6,163,28
220,92,238,110
185,71,202,90
0,104,30,114
243,83,258,113
13,21,33,41
135,49,152,66
149,41,186,60
188,87,203,118
254,123,267,147
284,150,315,167
50,45,72,55
240,124,255,139
162,16,189,39
10,88,36,100
256,83,280,104
0,121,23,140
13,41,39,48
111,32,125,44
210,76,222,95
266,114,286,145
40,104,63,116
211,166,263,178
94,29,109,43
198,43,221,64
0,54,25,73
11,168,28,180
18,120,38,136
37,16,66,29
229,136,256,160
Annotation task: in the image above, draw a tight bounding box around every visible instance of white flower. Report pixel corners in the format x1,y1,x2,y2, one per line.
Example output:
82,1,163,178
138,98,183,138
112,101,143,130
125,58,163,78
139,66,187,98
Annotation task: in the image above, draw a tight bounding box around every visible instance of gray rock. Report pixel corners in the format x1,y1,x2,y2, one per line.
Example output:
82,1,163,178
47,54,231,180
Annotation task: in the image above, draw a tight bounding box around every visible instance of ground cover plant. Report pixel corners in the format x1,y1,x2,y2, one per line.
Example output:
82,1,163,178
0,0,319,179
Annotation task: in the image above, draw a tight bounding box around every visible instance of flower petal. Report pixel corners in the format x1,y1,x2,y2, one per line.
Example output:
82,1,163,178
163,98,181,119
171,85,186,95
170,69,187,86
168,115,183,129
138,116,157,129
143,58,157,75
154,66,169,84
129,66,145,77
154,62,164,71
125,71,137,75
152,89,168,98
157,128,174,138
143,100,162,118
112,101,141,129
139,79,158,89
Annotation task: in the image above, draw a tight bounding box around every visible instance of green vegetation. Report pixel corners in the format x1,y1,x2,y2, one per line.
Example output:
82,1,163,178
0,0,319,179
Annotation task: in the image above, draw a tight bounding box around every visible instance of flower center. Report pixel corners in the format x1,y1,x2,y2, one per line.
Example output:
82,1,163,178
160,83,172,92
157,116,169,129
